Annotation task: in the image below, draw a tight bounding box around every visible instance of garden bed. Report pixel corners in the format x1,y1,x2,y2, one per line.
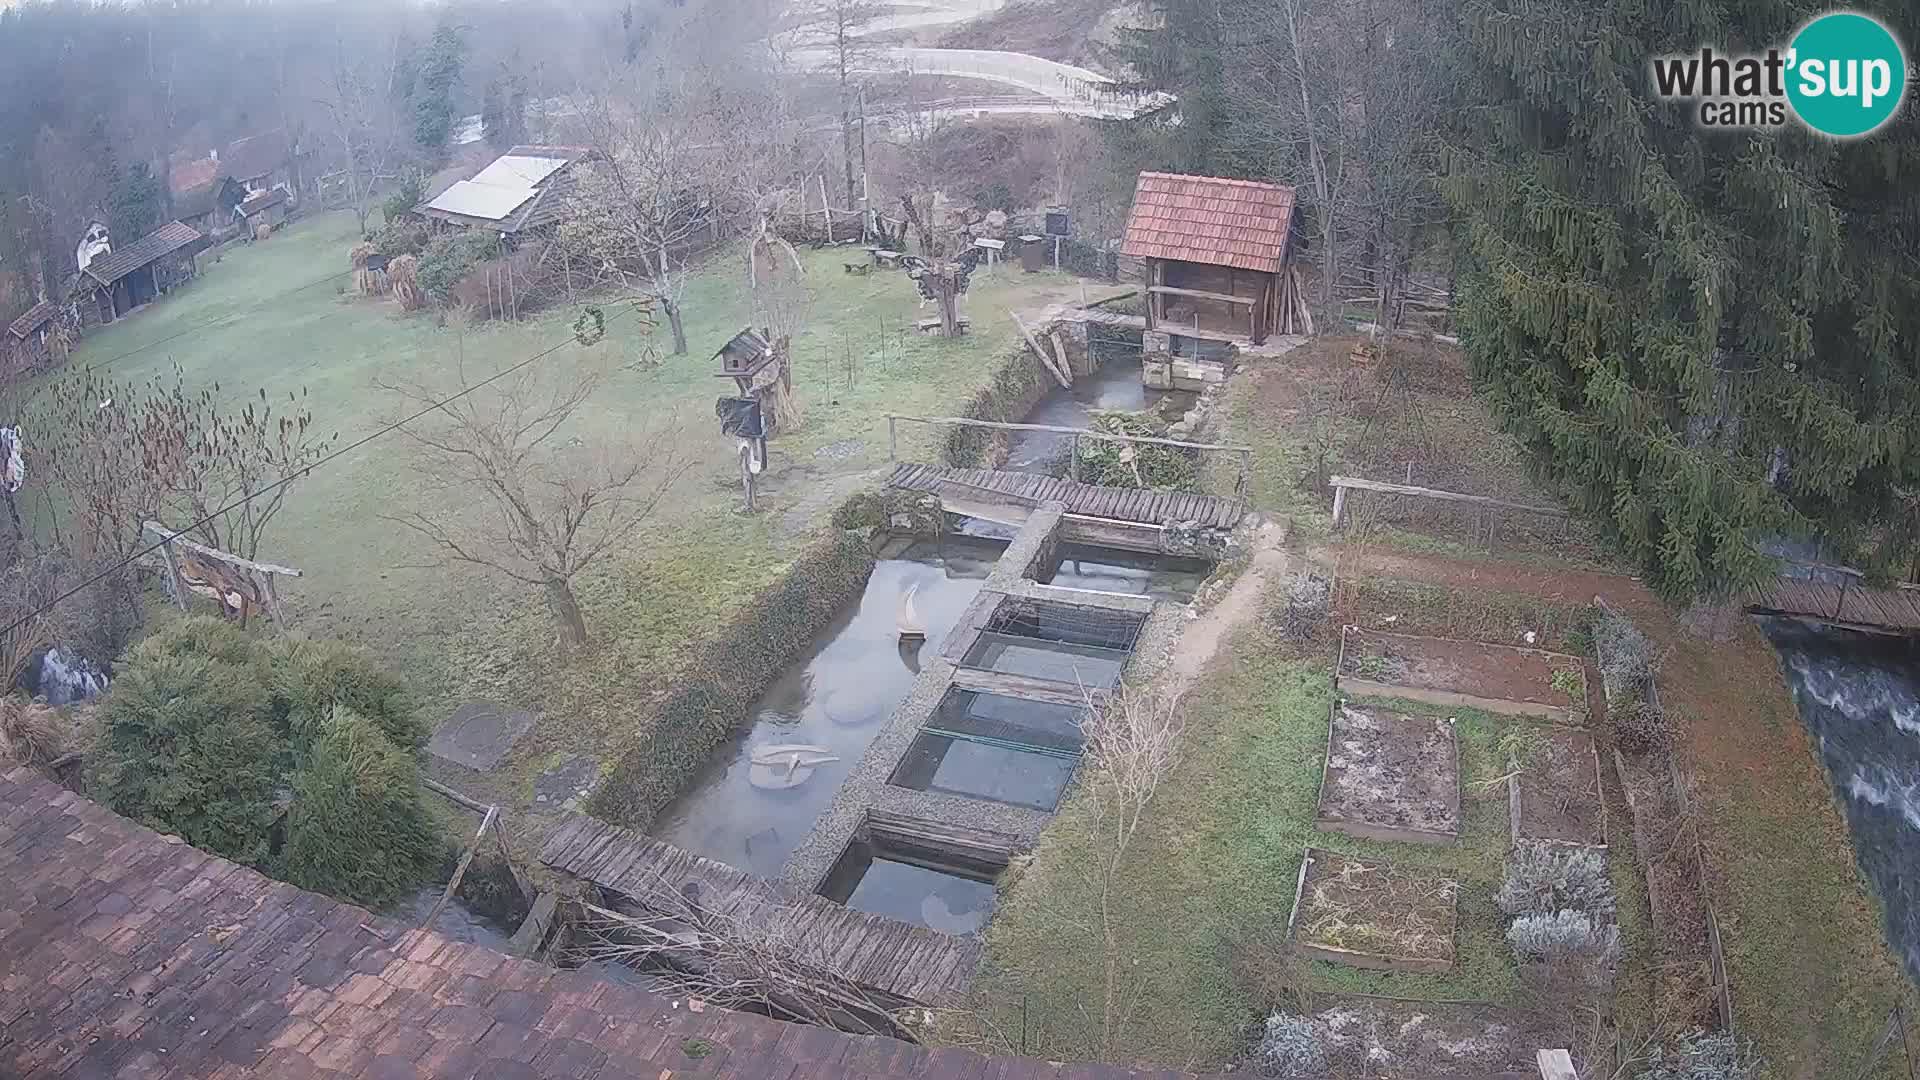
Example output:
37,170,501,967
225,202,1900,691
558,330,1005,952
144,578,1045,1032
1508,726,1606,847
1306,998,1558,1079
1314,702,1461,845
1338,627,1586,722
1287,847,1458,973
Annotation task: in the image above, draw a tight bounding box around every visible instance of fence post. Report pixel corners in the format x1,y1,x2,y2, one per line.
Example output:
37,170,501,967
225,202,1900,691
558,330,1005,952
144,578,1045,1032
1331,483,1348,528
887,415,897,461
158,537,189,612
1069,434,1080,481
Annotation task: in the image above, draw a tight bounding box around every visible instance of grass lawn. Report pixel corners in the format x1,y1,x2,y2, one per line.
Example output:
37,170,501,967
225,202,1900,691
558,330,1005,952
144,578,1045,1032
49,210,1093,812
962,611,1609,1067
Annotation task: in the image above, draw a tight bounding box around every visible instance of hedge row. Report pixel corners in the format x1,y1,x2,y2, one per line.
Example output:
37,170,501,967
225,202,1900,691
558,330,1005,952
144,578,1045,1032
942,346,1056,467
586,527,878,829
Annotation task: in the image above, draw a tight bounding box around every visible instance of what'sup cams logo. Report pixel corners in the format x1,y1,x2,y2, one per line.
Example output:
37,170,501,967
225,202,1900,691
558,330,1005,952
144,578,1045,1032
1651,11,1909,136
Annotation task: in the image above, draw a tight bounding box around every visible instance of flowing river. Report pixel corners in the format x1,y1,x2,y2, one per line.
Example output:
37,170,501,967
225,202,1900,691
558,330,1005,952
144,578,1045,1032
1762,617,1920,982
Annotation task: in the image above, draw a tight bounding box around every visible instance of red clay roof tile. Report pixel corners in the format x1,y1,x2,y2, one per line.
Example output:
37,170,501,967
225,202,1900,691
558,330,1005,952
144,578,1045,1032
1119,171,1297,274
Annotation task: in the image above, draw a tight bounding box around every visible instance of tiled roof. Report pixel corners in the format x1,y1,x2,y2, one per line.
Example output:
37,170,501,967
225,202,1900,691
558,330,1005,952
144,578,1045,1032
1119,172,1297,274
170,155,221,196
0,767,1205,1080
83,221,203,287
6,299,56,340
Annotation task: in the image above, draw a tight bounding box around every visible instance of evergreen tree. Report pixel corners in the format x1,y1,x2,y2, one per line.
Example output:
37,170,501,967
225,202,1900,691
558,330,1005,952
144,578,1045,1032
109,161,162,242
1443,1,1920,600
277,706,446,909
413,21,469,157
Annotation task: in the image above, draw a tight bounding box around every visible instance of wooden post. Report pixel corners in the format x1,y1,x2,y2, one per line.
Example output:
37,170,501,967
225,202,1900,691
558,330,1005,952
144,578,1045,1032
1238,448,1251,509
887,415,897,461
1069,434,1080,481
257,570,286,630
1010,311,1070,388
1332,483,1348,528
818,175,833,241
422,805,498,928
158,538,189,612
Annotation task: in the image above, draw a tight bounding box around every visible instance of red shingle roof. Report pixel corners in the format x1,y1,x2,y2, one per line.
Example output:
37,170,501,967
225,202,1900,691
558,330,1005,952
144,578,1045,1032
0,766,1213,1080
1119,172,1297,274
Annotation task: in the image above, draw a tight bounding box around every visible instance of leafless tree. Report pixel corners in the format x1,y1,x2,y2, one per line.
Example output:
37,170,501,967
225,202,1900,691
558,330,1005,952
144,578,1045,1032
377,342,692,652
1221,0,1449,318
315,28,413,235
1077,679,1186,1058
580,879,911,1040
557,76,736,355
790,0,884,219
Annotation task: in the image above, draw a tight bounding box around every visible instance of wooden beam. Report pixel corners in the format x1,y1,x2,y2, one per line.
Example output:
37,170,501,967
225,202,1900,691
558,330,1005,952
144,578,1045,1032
1009,310,1071,388
887,414,1250,453
949,666,1098,707
422,805,498,928
1327,475,1567,519
1147,284,1258,307
141,521,303,577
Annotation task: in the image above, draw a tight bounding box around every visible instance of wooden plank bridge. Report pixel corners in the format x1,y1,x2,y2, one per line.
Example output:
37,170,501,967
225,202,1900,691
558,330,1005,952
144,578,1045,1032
539,814,981,1005
1747,576,1920,636
888,461,1245,529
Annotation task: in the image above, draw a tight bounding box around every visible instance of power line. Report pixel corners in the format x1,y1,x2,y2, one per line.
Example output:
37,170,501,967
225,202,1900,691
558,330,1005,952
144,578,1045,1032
2,302,644,639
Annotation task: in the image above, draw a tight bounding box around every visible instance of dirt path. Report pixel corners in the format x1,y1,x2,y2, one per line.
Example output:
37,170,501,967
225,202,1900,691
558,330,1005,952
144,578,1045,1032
1169,517,1289,680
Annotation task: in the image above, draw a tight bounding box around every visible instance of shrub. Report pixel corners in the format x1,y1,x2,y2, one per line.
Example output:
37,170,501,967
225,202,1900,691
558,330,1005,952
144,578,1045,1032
1077,411,1198,490
0,696,67,764
372,218,429,259
89,619,280,864
1594,610,1656,701
277,706,445,908
944,348,1053,467
270,637,426,754
1254,1013,1328,1079
1270,573,1332,644
416,231,501,304
1613,698,1675,753
589,528,876,827
1506,910,1622,967
1496,842,1616,919
1635,1031,1763,1080
380,173,424,227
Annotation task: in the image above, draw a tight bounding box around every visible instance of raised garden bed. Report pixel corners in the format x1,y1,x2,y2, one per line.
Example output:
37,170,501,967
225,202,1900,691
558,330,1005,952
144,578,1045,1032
1314,702,1461,845
1338,627,1587,723
1508,726,1606,847
1287,847,1458,973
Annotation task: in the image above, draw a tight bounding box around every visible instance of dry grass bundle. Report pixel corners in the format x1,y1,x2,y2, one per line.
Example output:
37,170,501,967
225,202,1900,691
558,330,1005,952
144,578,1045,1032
0,695,66,764
389,254,424,311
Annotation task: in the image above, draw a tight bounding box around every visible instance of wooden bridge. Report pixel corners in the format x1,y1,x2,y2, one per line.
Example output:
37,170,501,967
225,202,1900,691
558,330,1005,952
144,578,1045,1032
888,461,1245,529
539,814,980,1005
1747,575,1920,636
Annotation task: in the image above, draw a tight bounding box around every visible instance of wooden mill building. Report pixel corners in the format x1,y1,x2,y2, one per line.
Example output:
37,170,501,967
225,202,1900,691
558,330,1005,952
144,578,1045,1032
1120,171,1303,346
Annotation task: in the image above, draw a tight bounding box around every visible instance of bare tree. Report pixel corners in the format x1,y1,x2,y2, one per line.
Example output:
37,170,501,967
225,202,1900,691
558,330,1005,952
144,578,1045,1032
790,0,884,220
1077,680,1186,1057
377,343,692,651
557,78,732,355
1221,0,1449,318
316,28,412,235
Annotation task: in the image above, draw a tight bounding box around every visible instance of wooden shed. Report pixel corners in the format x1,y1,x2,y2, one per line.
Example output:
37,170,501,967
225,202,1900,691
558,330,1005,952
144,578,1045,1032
79,221,204,325
1119,172,1303,345
3,300,61,377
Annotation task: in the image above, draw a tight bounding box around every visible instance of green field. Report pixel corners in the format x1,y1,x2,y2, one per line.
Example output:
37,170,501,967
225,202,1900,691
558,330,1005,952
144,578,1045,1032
54,210,1089,807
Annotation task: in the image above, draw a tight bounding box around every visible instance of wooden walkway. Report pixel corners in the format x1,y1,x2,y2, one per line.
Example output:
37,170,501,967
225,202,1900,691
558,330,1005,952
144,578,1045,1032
888,461,1244,529
539,814,980,1005
1747,576,1920,635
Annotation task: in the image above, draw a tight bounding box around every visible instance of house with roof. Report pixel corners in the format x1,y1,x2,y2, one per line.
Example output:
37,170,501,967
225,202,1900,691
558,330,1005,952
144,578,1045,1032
3,299,64,375
76,220,204,325
169,130,305,237
415,145,592,242
1119,171,1304,348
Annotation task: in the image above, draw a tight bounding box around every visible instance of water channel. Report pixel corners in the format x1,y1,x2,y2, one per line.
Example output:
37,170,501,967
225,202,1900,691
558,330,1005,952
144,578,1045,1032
1002,356,1195,473
1761,618,1920,983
